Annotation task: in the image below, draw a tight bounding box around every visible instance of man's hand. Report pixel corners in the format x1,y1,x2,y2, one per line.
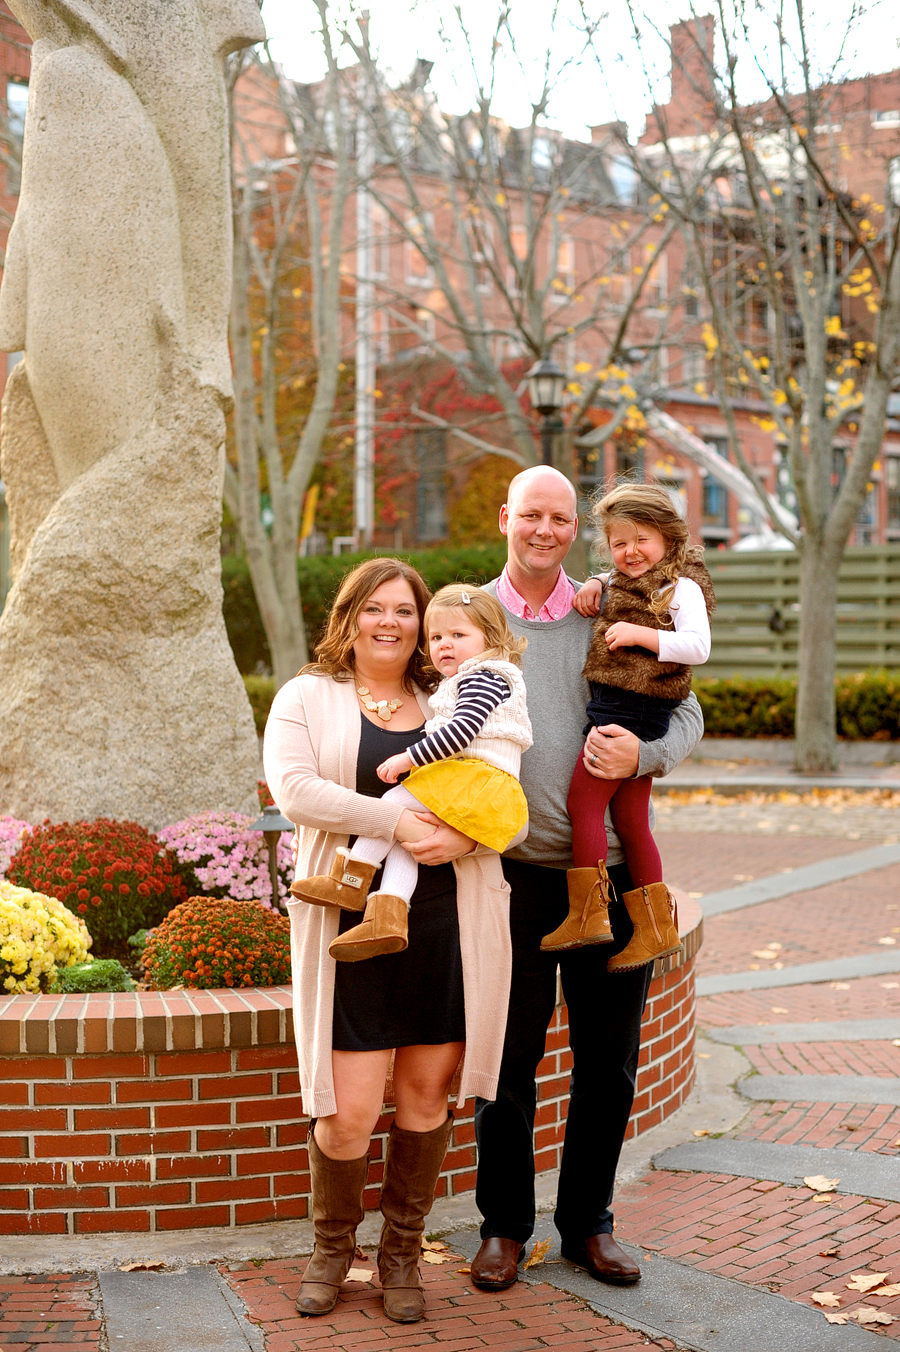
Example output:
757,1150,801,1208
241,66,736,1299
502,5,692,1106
604,621,659,653
401,813,477,865
583,724,640,779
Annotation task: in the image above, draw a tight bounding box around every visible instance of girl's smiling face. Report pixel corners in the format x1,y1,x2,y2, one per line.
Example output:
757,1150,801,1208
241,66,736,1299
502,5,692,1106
428,609,487,677
606,520,669,579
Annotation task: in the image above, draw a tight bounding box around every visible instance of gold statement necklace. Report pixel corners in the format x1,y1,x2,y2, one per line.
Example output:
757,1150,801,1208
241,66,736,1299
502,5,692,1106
357,685,403,723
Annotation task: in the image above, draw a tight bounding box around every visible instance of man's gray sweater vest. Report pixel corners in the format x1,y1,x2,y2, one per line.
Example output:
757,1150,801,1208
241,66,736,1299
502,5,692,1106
484,578,704,870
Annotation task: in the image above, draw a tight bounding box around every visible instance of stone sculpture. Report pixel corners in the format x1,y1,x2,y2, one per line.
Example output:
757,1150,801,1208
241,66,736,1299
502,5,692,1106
0,0,266,829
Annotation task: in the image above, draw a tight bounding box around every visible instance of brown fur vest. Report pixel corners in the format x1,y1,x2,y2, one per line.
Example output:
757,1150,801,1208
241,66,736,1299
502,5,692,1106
582,550,716,701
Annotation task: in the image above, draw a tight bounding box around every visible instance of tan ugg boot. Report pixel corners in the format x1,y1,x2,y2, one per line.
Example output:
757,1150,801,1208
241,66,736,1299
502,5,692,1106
377,1115,454,1323
290,848,377,912
606,883,682,974
295,1134,369,1316
328,893,408,962
540,862,614,952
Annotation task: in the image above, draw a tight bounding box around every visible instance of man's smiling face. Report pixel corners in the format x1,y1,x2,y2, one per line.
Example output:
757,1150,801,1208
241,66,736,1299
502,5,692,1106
500,469,578,585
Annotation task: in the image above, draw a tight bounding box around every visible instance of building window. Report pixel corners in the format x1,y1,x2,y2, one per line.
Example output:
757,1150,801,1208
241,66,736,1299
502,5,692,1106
615,442,644,481
682,347,705,385
6,80,27,196
404,215,433,287
855,484,876,545
415,428,447,541
701,436,731,542
887,457,900,532
551,236,575,301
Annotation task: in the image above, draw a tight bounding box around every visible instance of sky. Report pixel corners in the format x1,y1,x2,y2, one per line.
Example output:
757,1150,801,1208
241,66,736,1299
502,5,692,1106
259,0,900,142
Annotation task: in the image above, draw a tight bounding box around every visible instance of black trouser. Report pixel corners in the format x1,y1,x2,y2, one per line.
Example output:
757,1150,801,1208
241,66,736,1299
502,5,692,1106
474,858,653,1244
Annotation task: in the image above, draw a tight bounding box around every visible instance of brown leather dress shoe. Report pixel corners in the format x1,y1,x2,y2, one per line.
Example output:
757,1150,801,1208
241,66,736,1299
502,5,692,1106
470,1236,526,1290
560,1233,641,1284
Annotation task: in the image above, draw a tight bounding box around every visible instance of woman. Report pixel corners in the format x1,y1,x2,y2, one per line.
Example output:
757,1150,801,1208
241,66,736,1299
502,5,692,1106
264,558,512,1325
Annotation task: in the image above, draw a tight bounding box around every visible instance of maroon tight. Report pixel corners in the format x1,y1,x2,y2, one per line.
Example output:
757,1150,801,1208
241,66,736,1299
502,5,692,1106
566,755,663,886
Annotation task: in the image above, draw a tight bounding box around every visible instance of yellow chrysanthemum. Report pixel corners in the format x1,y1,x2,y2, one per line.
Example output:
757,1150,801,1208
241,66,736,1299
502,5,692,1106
0,881,92,994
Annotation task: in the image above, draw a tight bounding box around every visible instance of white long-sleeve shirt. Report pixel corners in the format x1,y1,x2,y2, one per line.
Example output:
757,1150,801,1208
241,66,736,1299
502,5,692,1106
655,576,711,666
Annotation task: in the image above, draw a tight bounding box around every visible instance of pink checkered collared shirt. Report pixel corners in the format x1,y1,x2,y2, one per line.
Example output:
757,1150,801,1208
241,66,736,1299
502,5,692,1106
495,564,576,622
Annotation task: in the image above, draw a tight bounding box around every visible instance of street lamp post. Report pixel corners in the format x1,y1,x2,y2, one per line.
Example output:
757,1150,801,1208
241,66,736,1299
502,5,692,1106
249,803,295,908
525,355,567,466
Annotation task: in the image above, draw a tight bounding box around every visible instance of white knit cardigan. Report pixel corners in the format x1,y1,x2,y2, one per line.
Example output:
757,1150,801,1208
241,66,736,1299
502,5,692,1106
263,672,513,1117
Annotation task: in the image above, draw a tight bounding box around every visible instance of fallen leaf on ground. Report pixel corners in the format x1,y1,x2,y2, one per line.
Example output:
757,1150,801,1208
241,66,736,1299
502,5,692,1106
823,1312,851,1324
846,1272,890,1293
523,1238,553,1269
831,983,851,990
819,1246,840,1257
119,1261,165,1272
855,1307,896,1324
697,1052,711,1059
752,950,780,960
345,1267,374,1283
810,1291,841,1307
421,1249,459,1264
881,982,899,989
771,1007,789,1014
813,1194,837,1203
872,1283,900,1297
878,937,897,946
893,1040,900,1048
421,1239,447,1251
804,1175,840,1192
693,1128,711,1137
354,1245,366,1260
457,1267,471,1274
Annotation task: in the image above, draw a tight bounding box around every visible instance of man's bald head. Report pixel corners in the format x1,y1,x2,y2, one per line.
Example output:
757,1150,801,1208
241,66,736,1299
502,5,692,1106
505,466,577,518
499,466,579,600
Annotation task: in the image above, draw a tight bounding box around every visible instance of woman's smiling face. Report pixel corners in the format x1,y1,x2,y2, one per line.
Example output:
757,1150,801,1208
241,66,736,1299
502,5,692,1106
352,577,421,679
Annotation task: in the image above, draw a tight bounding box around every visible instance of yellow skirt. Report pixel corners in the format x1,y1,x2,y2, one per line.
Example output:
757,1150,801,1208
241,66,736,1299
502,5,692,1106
404,758,527,853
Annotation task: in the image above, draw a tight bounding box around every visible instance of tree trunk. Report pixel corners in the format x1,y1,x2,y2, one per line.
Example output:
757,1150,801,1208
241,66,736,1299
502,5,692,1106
793,536,841,774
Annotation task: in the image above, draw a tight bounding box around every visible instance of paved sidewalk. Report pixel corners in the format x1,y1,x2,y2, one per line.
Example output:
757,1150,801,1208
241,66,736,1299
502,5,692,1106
3,787,900,1351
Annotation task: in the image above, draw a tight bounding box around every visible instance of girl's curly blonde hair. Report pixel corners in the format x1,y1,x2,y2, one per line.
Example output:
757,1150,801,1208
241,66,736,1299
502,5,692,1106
591,483,692,621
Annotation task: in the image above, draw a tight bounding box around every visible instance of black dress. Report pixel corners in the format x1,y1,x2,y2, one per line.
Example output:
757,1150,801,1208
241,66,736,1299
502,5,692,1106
331,715,466,1052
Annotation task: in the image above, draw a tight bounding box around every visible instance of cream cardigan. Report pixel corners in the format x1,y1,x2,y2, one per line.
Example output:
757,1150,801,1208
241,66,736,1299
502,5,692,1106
263,672,513,1117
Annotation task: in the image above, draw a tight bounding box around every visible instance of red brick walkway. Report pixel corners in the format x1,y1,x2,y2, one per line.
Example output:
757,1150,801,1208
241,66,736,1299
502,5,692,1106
221,1256,674,1351
0,1274,101,1352
616,1170,900,1338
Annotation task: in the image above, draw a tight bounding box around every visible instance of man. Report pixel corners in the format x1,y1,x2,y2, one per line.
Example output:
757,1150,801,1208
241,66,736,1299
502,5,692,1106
469,465,703,1290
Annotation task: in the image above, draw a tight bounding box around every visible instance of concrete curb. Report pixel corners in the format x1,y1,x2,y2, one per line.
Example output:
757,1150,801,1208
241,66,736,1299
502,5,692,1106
697,842,900,917
738,1073,900,1105
697,950,900,995
708,1017,900,1044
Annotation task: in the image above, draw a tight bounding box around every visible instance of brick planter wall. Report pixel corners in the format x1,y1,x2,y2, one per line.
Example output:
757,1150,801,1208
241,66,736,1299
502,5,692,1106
0,899,701,1235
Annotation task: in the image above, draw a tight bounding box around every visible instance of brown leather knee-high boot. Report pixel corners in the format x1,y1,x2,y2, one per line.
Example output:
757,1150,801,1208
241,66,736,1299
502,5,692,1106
377,1114,453,1323
295,1134,369,1315
540,861,614,951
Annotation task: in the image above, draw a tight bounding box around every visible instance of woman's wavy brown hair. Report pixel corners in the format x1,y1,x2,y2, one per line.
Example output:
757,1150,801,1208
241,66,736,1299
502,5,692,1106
301,557,437,693
592,482,692,620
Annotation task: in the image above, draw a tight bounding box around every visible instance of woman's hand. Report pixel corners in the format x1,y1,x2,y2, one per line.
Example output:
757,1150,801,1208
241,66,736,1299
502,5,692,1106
573,576,606,617
401,814,477,865
604,621,659,652
394,808,438,844
289,831,299,867
377,752,414,783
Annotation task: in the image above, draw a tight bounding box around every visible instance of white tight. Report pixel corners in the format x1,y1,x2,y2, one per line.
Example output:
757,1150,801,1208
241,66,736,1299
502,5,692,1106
349,784,425,908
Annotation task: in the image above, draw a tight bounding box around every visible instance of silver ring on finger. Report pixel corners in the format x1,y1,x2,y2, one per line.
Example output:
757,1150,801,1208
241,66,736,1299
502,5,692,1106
590,754,597,767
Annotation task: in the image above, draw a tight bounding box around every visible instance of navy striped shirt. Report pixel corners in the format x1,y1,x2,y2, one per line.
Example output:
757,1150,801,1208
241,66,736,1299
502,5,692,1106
408,671,511,767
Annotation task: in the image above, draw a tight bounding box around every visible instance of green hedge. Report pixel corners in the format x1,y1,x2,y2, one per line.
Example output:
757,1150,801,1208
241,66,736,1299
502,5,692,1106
223,544,507,676
247,669,899,743
695,671,900,740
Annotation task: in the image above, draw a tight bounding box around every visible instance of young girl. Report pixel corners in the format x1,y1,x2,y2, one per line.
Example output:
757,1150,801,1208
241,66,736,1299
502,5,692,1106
292,584,532,962
540,483,714,970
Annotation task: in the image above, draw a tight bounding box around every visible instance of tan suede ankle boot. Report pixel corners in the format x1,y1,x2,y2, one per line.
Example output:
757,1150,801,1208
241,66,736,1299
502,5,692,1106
540,862,614,952
290,848,377,912
295,1135,369,1315
377,1115,454,1323
328,893,408,962
606,883,682,974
